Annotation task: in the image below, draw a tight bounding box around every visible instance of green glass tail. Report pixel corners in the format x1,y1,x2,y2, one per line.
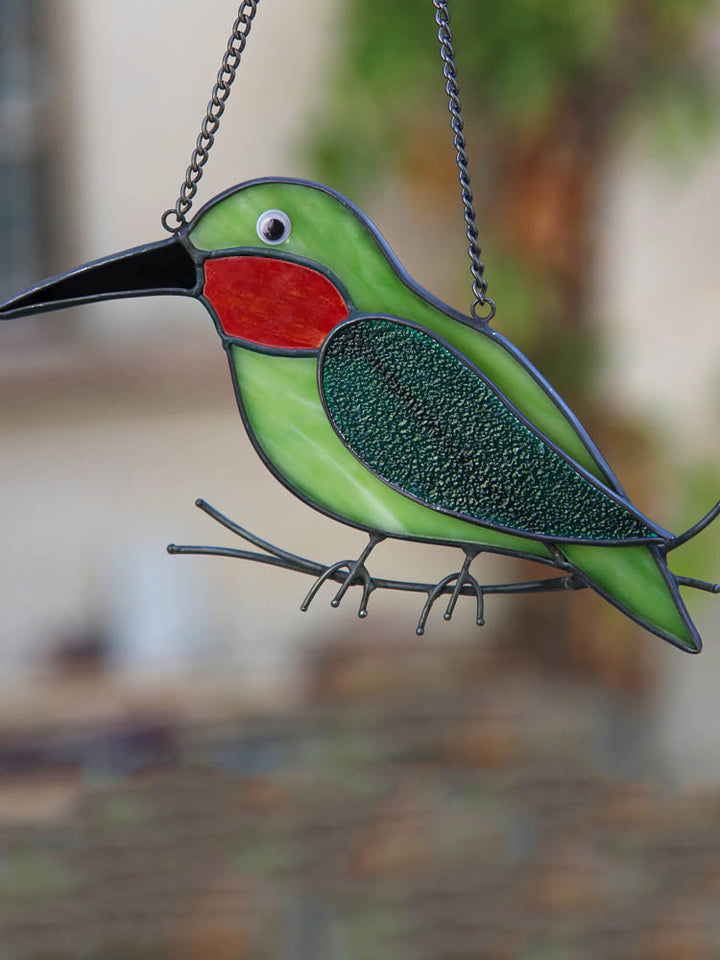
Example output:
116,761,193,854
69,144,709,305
560,542,701,653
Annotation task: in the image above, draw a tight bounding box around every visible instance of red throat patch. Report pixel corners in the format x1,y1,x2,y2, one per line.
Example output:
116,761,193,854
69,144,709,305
203,256,349,350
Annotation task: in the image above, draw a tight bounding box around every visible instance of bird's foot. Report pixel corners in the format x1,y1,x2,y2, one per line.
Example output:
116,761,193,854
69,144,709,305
300,534,384,619
416,547,484,636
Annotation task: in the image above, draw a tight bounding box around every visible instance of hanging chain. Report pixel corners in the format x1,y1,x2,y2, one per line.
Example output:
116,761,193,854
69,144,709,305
161,1,260,233
160,0,493,319
433,1,495,322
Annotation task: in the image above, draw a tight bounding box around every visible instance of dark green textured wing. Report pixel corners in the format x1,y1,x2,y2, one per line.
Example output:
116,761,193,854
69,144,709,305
319,317,659,544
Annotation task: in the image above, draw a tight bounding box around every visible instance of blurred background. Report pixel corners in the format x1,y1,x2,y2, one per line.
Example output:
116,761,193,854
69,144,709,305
0,0,720,955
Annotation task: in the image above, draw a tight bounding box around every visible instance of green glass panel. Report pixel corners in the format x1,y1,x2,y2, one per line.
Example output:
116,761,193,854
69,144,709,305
231,344,553,559
322,318,654,541
189,181,609,484
561,543,696,651
231,344,695,649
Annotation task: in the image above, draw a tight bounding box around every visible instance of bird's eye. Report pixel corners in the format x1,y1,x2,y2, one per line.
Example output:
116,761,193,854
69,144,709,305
256,209,291,245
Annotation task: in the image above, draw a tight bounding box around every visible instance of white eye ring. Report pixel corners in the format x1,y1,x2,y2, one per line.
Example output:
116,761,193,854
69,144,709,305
256,209,291,245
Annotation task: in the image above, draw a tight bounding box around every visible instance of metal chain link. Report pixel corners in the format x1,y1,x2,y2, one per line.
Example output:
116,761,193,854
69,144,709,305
433,0,496,322
161,0,260,233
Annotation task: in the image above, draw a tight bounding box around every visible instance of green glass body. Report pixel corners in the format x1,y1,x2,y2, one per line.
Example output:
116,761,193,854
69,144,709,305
188,180,697,650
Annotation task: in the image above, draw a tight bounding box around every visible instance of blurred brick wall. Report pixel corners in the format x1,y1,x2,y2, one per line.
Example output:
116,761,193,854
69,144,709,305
0,640,719,958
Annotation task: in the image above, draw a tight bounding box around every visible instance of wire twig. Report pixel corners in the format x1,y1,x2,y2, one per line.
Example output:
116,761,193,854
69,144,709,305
167,499,587,603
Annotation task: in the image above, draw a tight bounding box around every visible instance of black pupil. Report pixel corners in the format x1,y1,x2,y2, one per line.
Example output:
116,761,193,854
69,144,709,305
262,217,286,242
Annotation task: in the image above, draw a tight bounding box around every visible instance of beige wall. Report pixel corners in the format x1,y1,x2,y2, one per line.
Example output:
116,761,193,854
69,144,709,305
600,138,720,455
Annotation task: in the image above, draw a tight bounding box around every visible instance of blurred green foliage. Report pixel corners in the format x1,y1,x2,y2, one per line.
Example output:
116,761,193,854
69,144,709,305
312,0,717,193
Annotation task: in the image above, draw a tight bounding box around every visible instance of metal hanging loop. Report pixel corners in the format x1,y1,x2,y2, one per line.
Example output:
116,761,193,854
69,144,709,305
161,0,261,233
433,0,496,323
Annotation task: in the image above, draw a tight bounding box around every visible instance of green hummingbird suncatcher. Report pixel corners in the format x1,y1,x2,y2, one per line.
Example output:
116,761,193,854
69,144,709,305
1,1,718,652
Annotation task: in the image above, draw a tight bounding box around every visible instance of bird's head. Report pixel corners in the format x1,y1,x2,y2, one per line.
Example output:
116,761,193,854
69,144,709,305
0,178,394,353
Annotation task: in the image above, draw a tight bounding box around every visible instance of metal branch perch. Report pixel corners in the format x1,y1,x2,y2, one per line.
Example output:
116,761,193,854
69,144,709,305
167,499,588,631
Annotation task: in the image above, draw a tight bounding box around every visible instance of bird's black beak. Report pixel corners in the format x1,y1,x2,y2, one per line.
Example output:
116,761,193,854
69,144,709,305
0,236,199,321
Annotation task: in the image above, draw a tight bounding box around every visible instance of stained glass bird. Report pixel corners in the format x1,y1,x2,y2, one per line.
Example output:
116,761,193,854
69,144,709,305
1,178,717,651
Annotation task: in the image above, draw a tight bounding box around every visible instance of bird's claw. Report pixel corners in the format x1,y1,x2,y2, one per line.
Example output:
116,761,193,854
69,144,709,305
301,534,383,619
416,550,484,636
300,559,375,619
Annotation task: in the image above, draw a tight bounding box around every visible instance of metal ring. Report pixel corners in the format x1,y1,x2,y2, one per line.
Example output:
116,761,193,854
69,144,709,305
471,298,496,324
161,209,185,233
